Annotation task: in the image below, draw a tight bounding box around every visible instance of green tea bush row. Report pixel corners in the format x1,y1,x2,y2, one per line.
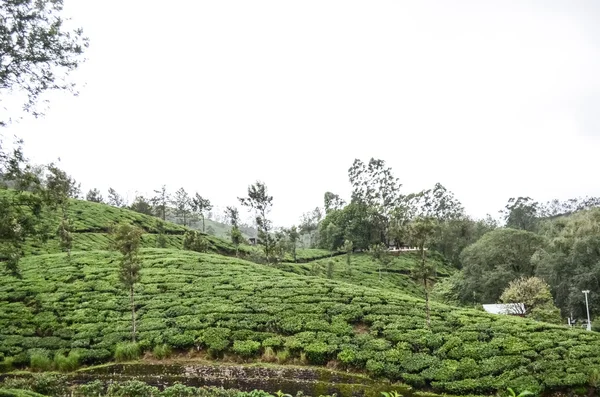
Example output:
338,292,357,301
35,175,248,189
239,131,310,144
2,250,600,395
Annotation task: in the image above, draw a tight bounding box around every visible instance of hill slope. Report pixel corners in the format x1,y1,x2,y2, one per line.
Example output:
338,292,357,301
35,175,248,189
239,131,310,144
1,249,600,395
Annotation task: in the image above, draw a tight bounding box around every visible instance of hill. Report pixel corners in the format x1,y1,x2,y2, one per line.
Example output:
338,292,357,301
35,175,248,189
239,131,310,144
2,249,600,396
279,252,454,297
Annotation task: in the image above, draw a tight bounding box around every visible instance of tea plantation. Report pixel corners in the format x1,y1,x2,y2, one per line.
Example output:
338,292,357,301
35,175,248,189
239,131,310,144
2,248,600,396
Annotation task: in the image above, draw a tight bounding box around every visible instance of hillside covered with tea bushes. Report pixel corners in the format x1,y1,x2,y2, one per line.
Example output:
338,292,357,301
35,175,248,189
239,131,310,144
2,249,600,396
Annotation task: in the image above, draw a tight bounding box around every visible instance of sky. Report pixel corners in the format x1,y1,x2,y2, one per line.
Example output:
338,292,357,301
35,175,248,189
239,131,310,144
4,0,600,227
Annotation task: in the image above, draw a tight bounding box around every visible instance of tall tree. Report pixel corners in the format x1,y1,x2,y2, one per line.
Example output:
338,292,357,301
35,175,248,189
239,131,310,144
172,188,191,226
348,158,402,244
107,187,125,208
368,242,391,282
151,185,170,221
224,206,243,257
502,197,539,232
324,192,346,213
86,188,104,203
407,217,438,328
129,196,153,216
239,181,274,262
0,0,88,126
460,228,545,305
191,193,212,232
113,224,143,342
299,207,322,248
44,163,77,259
284,226,300,262
0,140,47,275
343,240,354,275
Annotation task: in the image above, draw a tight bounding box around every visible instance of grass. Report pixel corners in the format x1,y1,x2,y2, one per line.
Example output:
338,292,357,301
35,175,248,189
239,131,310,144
1,249,600,395
114,343,141,362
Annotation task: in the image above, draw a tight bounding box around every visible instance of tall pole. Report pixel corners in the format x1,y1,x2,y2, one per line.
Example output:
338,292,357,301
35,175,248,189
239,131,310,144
583,290,591,331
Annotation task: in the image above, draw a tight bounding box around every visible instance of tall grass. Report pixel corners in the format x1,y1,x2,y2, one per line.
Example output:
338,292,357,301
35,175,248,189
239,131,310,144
29,349,52,371
152,344,172,360
54,351,80,372
114,343,141,362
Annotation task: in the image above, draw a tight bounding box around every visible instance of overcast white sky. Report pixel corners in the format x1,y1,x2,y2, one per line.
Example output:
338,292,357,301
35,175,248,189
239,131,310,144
5,0,600,226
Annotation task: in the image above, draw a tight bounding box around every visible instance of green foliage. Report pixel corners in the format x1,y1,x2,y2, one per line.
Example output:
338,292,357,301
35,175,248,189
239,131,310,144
0,0,88,125
459,228,545,304
106,380,159,397
53,350,80,372
28,350,52,372
239,181,275,262
183,230,210,253
114,342,141,362
153,344,172,360
2,247,600,395
232,340,261,358
2,373,68,396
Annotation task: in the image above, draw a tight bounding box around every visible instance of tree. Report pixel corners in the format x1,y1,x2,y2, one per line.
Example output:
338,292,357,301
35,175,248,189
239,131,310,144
368,242,391,282
534,208,600,318
172,188,191,226
500,277,561,323
0,140,47,275
284,226,300,262
86,188,103,203
151,185,170,221
460,228,545,305
348,158,402,244
502,197,539,232
129,196,153,216
407,217,437,328
322,222,342,256
299,207,322,248
416,183,464,221
273,230,288,263
324,192,345,213
239,181,274,262
44,163,77,259
182,230,209,253
225,206,243,257
343,240,353,276
0,0,88,126
113,224,143,342
191,193,212,232
155,220,167,249
107,188,125,208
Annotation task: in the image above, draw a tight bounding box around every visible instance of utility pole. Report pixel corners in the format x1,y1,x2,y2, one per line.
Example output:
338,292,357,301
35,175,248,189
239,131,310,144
583,290,592,331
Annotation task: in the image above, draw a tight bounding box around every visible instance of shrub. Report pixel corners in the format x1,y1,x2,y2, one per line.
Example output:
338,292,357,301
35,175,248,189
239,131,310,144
261,347,276,362
233,340,261,358
304,342,331,365
152,344,172,360
114,342,141,362
29,349,52,372
106,380,159,397
54,351,80,372
276,349,290,363
198,328,230,355
0,357,14,373
77,380,104,397
162,382,199,397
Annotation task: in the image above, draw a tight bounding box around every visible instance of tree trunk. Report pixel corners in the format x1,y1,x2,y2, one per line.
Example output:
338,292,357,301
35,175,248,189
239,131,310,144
424,278,431,329
130,286,137,342
202,215,205,232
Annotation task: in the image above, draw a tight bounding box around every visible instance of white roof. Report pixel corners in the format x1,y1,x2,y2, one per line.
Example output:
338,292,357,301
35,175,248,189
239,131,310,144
482,303,525,315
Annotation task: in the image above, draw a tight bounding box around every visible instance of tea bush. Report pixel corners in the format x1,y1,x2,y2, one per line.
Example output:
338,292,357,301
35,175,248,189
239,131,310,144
2,248,600,395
